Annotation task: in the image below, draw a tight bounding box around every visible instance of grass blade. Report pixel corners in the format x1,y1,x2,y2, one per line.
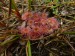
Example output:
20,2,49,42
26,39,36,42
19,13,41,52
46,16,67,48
26,40,32,56
28,0,32,11
0,35,20,46
9,0,12,17
63,32,75,35
11,0,21,19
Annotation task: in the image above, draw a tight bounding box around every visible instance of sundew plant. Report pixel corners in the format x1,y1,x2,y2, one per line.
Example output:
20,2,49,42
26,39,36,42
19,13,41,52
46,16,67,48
0,0,75,56
19,11,59,39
